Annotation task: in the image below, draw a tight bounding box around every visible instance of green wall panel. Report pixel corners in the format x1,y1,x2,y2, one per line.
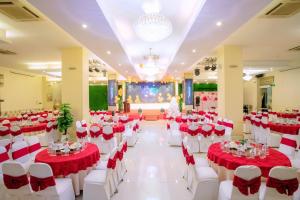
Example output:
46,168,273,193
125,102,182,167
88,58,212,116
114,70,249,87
89,85,108,111
193,83,217,91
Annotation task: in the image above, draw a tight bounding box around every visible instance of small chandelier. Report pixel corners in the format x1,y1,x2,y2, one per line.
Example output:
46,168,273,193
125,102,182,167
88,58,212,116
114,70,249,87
134,1,172,42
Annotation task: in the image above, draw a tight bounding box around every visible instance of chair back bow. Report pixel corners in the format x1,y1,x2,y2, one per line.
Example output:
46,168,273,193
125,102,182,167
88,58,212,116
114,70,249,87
46,125,53,133
223,121,234,129
28,143,41,153
281,137,297,148
10,129,22,136
3,174,29,189
214,128,225,136
233,175,261,196
107,157,117,169
30,175,56,192
12,146,29,160
102,132,114,140
90,129,102,138
76,130,87,139
266,177,299,196
0,151,9,163
0,129,10,136
121,142,127,153
201,128,213,137
185,154,195,165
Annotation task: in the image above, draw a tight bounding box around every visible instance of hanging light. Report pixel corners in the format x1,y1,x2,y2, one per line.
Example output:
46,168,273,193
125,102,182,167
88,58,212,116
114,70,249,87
134,1,172,42
243,73,253,81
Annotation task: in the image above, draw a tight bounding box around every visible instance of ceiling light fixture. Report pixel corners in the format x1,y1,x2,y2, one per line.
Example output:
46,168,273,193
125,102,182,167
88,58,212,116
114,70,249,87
82,24,88,29
134,1,172,42
216,21,222,26
243,74,253,81
106,50,111,55
192,49,196,53
181,62,185,65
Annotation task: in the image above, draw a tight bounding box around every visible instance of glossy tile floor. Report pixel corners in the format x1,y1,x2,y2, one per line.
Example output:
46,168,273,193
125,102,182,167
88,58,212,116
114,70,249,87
77,120,192,200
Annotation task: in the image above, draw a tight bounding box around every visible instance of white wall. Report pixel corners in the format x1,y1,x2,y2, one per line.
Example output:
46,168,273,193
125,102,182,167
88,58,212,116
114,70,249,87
0,67,43,112
243,78,258,111
243,66,300,112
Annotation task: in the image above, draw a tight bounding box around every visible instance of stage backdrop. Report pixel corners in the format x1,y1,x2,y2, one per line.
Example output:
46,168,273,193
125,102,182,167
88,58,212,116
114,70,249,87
126,82,175,103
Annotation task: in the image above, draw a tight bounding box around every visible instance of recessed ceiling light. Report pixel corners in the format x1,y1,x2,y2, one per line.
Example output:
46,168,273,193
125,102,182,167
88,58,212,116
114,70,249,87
181,62,185,65
106,51,111,55
216,21,222,27
270,68,273,71
82,24,88,29
175,70,178,73
192,49,196,53
125,70,128,73
118,63,122,66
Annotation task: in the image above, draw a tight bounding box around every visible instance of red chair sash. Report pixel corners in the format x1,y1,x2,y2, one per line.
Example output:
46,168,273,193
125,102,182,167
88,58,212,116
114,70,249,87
90,130,102,138
11,129,22,136
167,123,170,130
260,123,269,129
12,147,29,160
0,129,10,136
181,118,187,123
214,129,225,136
76,131,87,139
175,117,182,123
121,142,127,153
81,123,87,128
217,120,223,125
223,122,234,129
3,174,29,189
233,175,261,196
281,137,297,148
120,119,128,123
0,152,9,163
186,154,195,165
187,128,199,136
107,158,117,169
52,124,58,130
30,175,56,192
266,177,299,196
28,143,41,153
202,129,213,137
254,121,261,127
102,133,114,140
46,126,53,133
182,144,188,158
31,118,38,122
117,150,124,160
5,143,11,152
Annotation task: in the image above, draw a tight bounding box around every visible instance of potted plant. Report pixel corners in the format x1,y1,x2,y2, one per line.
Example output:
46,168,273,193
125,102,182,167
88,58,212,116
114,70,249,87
57,103,73,142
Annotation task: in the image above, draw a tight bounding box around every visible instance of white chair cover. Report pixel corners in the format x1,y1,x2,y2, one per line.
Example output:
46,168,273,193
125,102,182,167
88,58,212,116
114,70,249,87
28,163,75,200
168,121,182,146
199,124,213,153
186,124,200,153
278,134,297,159
11,140,32,171
218,165,261,200
100,125,117,154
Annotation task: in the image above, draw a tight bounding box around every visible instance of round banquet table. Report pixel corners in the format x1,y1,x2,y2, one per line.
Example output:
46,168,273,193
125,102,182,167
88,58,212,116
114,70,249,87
35,143,100,195
268,122,300,135
207,143,291,181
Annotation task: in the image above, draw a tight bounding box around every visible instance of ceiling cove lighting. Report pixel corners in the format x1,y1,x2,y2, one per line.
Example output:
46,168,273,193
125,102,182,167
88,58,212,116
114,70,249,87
134,1,172,42
243,74,253,81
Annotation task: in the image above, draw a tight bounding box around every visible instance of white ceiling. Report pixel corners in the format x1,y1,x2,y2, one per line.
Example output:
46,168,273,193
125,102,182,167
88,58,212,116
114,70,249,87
222,0,300,69
27,0,272,80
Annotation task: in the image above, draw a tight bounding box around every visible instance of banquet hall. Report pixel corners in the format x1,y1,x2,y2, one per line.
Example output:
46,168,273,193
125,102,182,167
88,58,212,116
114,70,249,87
0,0,300,199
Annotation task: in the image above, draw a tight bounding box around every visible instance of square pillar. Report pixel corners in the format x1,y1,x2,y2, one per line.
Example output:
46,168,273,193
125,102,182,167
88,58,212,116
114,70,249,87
217,45,243,138
61,47,89,138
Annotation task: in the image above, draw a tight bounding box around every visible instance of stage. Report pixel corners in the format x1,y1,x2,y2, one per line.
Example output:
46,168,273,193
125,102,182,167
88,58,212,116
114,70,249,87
129,103,169,121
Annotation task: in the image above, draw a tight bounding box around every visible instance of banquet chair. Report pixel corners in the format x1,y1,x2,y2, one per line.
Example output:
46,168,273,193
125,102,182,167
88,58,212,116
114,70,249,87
278,134,297,159
89,125,102,150
2,161,32,200
223,119,234,140
11,140,32,171
84,148,119,200
218,165,262,200
186,124,200,153
252,118,261,143
243,115,251,134
168,121,182,146
198,124,213,153
10,126,24,142
0,126,11,140
75,121,82,129
112,116,119,123
81,120,88,127
76,126,88,143
116,140,127,183
123,123,137,147
213,125,226,143
259,117,269,145
1,119,10,127
185,146,219,200
28,163,75,200
100,125,117,154
259,166,299,200
26,136,42,158
182,138,209,182
0,146,9,200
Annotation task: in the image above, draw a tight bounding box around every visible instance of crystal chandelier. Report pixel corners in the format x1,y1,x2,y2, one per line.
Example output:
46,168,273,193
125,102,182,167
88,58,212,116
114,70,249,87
134,1,172,42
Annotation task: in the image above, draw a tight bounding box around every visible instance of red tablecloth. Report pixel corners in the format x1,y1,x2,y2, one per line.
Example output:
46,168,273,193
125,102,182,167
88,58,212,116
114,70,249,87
21,123,47,133
0,117,18,122
268,122,300,135
207,143,291,177
179,123,215,136
35,143,100,177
